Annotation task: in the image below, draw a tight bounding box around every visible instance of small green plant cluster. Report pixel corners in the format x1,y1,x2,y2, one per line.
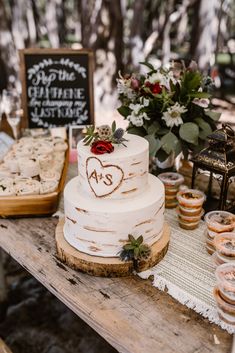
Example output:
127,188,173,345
119,234,151,263
83,121,128,146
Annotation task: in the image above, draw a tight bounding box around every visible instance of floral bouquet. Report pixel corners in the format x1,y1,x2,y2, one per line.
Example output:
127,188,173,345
117,61,220,162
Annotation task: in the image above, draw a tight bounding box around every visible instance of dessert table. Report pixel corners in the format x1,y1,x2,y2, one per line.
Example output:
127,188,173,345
0,164,232,353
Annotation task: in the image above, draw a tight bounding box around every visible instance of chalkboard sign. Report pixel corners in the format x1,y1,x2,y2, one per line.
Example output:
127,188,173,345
20,48,94,129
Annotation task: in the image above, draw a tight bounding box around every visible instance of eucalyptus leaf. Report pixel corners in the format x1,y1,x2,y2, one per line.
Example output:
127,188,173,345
175,140,183,157
194,117,212,139
117,105,131,118
156,149,169,162
179,122,199,145
144,134,162,157
147,121,160,135
161,132,179,154
205,110,221,121
157,127,170,136
128,126,147,136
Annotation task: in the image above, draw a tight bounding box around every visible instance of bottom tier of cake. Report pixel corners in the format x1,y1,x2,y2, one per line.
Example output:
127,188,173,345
63,174,165,257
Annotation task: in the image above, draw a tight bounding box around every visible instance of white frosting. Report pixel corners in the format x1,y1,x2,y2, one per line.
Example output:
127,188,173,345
77,134,149,199
63,174,165,257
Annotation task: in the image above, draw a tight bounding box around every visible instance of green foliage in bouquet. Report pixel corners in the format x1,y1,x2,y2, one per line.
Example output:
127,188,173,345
117,61,221,161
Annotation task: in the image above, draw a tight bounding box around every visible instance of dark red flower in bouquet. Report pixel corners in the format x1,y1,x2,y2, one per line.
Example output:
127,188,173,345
91,140,114,155
151,82,162,94
145,81,151,88
145,81,162,94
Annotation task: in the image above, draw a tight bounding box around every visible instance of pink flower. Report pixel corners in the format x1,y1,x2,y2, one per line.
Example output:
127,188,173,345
193,98,210,108
131,77,140,90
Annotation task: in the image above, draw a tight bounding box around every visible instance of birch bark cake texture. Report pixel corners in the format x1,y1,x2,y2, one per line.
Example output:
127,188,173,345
61,132,169,274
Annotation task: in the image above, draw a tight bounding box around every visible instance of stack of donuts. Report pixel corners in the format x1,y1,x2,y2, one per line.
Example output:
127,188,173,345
0,136,67,196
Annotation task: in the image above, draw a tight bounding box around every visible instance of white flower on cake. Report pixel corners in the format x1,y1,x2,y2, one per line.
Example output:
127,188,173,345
162,103,187,128
127,103,150,127
192,98,210,108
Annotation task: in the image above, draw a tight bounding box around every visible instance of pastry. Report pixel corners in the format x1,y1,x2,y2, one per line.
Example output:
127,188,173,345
18,157,40,177
40,169,61,182
14,177,40,196
39,180,59,194
0,177,15,196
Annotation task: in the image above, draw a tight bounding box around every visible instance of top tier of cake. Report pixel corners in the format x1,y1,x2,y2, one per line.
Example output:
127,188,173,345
77,134,149,199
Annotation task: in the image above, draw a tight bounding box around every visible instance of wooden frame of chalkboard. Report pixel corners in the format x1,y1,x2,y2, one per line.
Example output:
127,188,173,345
20,48,94,129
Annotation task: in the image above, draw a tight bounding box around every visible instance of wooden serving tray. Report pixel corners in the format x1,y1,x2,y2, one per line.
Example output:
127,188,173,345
0,149,69,218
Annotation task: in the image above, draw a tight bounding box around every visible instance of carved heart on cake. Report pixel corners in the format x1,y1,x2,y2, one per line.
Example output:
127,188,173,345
86,157,124,197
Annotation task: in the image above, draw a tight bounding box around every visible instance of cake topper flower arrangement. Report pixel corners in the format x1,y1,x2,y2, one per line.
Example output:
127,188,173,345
83,121,128,155
117,61,221,162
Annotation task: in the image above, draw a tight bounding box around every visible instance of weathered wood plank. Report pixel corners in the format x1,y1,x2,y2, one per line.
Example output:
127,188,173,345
0,338,13,353
0,216,232,353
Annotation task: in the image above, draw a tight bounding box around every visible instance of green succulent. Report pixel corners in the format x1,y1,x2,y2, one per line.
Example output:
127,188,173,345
119,234,151,263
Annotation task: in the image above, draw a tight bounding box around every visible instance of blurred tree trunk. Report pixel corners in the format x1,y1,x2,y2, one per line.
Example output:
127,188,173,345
57,0,66,45
80,0,95,47
11,0,28,49
45,0,66,47
193,0,221,71
0,0,18,81
189,0,201,60
143,1,167,58
127,0,146,69
106,0,123,83
26,0,37,45
30,0,44,41
162,0,193,65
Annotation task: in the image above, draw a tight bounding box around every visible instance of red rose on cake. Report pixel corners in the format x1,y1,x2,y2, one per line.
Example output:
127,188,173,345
91,140,114,154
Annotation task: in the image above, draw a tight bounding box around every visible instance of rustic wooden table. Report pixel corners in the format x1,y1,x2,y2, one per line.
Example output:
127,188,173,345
0,215,232,353
0,163,233,353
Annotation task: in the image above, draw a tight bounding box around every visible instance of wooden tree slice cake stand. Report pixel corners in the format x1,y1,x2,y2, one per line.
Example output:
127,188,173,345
56,218,170,277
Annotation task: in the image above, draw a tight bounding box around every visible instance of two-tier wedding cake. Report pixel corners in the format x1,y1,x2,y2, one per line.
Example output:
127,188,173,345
63,130,165,258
